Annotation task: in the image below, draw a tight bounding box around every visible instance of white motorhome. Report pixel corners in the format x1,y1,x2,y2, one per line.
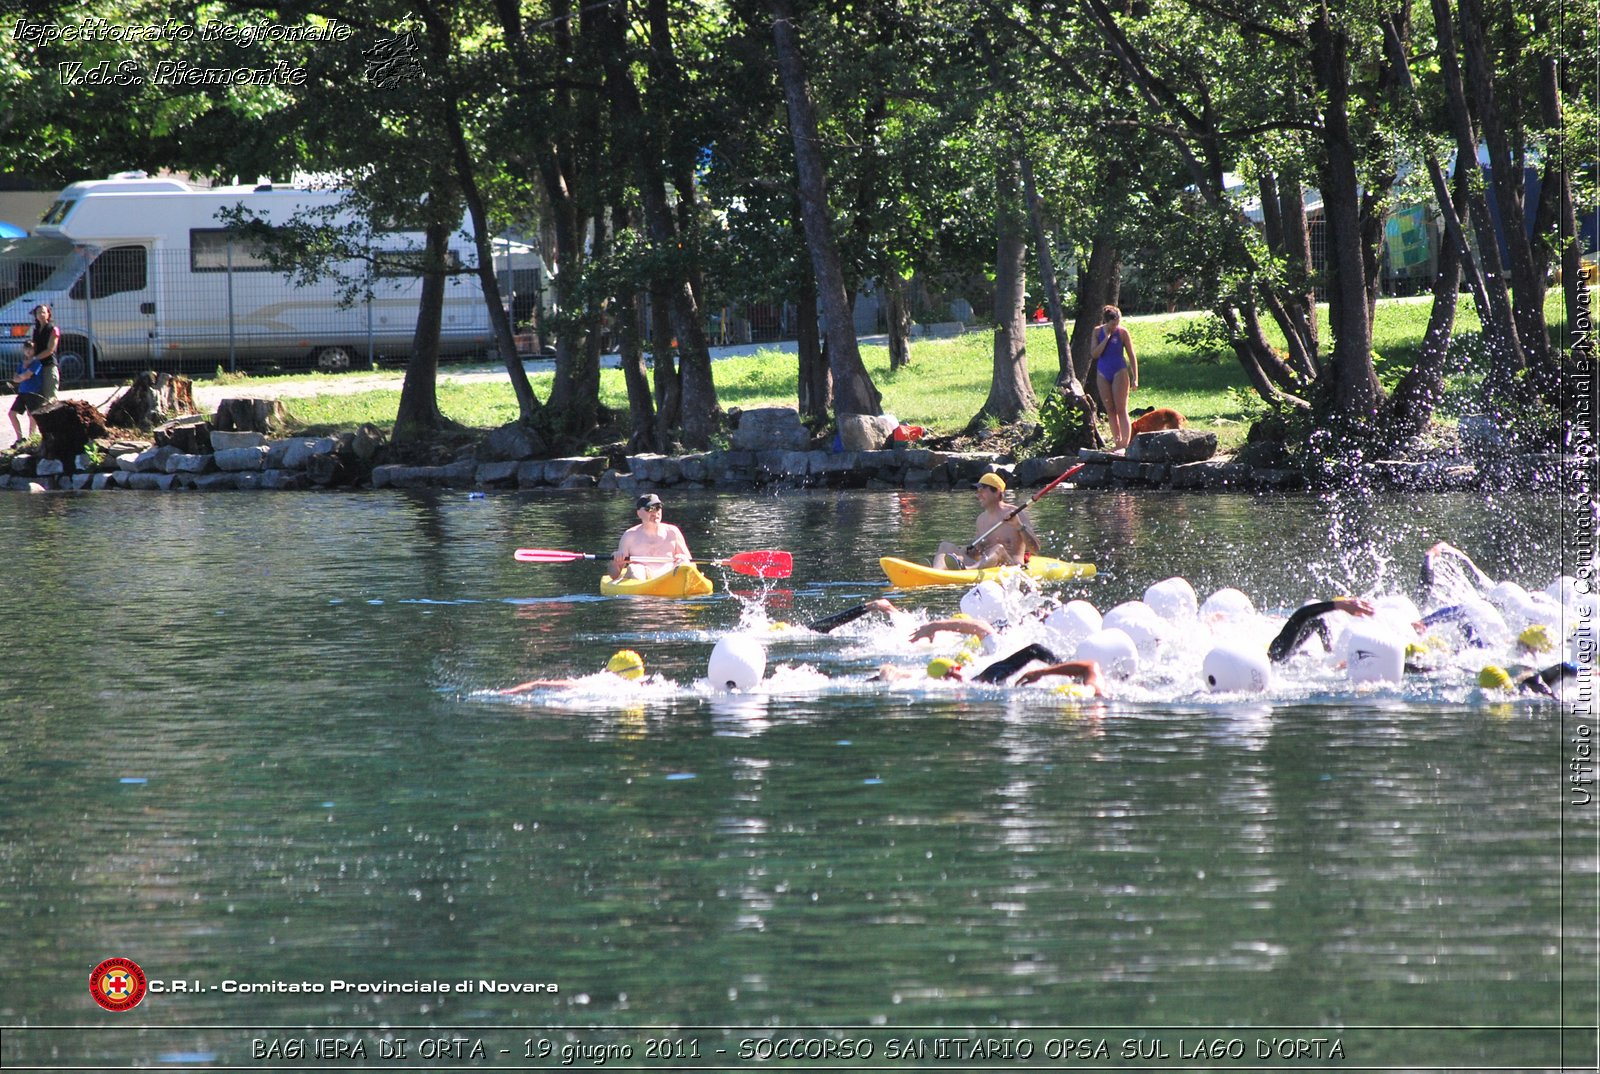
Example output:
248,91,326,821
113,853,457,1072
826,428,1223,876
0,173,508,382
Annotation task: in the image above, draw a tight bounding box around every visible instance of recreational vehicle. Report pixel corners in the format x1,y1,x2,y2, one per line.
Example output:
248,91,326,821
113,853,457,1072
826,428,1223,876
0,174,510,382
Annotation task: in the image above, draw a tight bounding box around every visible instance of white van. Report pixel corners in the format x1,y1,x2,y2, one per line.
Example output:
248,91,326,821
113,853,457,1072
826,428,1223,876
0,173,504,382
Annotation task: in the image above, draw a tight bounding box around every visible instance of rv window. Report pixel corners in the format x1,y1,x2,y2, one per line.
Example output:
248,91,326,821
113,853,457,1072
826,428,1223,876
40,199,76,226
69,246,147,300
190,228,275,272
374,249,464,277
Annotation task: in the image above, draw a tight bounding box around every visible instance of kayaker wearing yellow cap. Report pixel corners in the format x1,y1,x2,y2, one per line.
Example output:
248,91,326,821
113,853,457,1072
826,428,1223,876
931,472,1040,570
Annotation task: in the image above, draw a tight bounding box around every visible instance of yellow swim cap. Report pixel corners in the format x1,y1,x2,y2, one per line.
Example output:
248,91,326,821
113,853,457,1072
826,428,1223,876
606,649,645,681
927,656,963,680
1478,665,1514,690
1518,624,1554,653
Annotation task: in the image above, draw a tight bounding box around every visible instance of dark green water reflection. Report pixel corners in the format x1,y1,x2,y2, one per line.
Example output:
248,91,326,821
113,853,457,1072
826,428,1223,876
0,488,1592,1069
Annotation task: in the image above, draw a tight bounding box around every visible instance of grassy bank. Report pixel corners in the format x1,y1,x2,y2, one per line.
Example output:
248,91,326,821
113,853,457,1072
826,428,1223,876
276,293,1573,453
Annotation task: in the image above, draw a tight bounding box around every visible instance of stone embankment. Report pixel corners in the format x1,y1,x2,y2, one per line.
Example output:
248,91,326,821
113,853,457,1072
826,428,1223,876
0,404,1571,494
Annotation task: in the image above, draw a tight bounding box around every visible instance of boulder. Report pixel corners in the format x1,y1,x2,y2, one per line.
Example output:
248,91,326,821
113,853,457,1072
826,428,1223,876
214,445,269,472
730,407,809,452
154,415,210,454
209,430,268,452
1126,429,1217,464
481,421,547,461
837,412,898,452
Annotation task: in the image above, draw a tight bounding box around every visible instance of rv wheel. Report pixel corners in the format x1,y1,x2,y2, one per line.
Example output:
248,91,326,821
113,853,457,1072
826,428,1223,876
56,337,90,386
314,345,354,372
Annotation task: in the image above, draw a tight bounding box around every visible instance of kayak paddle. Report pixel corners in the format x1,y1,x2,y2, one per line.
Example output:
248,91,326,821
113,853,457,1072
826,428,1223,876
514,547,793,579
968,462,1086,555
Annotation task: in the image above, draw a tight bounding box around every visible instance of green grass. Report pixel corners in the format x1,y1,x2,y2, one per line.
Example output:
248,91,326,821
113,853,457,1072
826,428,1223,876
271,290,1580,446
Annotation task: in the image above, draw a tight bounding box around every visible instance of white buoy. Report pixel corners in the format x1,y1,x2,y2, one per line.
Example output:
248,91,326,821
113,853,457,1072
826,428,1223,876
1201,587,1256,623
1042,600,1102,654
1457,596,1510,647
960,580,1009,624
1547,575,1581,605
1144,577,1198,622
1202,642,1271,693
1102,601,1168,660
1340,623,1406,684
1486,579,1530,612
1372,593,1422,627
708,635,766,691
1074,627,1139,679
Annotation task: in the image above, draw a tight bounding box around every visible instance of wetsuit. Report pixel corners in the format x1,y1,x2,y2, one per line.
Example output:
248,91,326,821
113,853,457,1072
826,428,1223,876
972,643,1060,684
1095,327,1127,380
807,603,877,634
1267,602,1341,663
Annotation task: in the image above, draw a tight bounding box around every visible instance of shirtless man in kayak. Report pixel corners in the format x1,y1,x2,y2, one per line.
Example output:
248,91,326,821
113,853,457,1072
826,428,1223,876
931,472,1040,570
611,493,693,580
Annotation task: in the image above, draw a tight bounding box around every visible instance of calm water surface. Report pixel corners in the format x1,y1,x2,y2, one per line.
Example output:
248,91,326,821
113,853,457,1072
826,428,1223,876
0,486,1593,1069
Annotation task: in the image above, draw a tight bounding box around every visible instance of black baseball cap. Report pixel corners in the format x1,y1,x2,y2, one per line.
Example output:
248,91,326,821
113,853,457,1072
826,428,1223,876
636,493,663,509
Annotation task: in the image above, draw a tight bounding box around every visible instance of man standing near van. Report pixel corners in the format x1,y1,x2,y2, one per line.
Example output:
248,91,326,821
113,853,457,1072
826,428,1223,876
9,304,59,445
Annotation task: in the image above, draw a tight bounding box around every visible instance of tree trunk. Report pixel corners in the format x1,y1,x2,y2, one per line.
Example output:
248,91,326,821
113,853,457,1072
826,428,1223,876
884,267,911,371
547,205,605,438
1388,208,1463,438
1070,224,1121,387
611,207,657,452
973,158,1038,428
1278,174,1320,372
650,281,682,448
1309,9,1382,426
1019,145,1074,387
1431,0,1525,396
794,231,830,422
770,0,882,417
435,65,536,424
392,218,449,444
1457,0,1554,386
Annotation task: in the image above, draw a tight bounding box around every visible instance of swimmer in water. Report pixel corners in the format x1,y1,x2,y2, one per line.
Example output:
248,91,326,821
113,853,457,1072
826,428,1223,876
501,650,647,694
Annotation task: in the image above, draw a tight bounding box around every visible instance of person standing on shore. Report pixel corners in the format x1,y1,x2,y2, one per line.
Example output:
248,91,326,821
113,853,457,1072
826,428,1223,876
9,304,59,445
1091,305,1138,451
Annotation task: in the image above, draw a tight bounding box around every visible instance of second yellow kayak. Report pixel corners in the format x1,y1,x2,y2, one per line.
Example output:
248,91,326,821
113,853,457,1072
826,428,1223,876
600,564,715,598
880,555,1096,589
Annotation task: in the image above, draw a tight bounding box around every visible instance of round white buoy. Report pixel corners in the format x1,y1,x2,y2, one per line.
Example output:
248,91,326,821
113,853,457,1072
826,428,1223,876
1372,593,1422,627
1486,579,1530,612
1202,642,1271,693
1102,601,1167,660
1074,627,1139,679
1340,623,1406,685
1144,577,1198,622
1042,600,1102,654
1547,575,1581,605
960,580,1009,624
1201,587,1256,623
708,635,767,691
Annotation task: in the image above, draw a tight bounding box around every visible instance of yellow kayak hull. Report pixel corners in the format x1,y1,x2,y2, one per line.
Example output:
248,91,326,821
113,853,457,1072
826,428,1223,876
879,555,1096,589
600,564,715,598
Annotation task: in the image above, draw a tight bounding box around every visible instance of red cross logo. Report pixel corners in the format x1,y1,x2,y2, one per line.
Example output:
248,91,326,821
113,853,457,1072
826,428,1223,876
90,958,147,1012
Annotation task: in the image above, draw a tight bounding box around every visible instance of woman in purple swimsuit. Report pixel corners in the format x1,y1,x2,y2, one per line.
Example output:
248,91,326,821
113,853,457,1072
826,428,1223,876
1090,304,1138,450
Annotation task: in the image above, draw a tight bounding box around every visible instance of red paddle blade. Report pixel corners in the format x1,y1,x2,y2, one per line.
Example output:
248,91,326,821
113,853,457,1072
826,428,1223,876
514,548,591,563
724,550,792,578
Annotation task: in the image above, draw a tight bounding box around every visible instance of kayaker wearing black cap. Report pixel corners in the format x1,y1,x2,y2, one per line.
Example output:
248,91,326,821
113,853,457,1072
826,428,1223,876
931,472,1040,570
610,493,693,581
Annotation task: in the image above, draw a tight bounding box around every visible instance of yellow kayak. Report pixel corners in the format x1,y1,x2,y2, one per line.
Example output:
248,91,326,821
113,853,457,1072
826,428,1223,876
600,563,714,598
879,555,1096,589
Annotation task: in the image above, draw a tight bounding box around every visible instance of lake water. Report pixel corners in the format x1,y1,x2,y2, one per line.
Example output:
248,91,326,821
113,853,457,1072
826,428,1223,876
0,485,1594,1071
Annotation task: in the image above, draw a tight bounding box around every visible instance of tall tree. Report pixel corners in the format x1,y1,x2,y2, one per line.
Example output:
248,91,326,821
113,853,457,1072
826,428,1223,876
768,0,883,418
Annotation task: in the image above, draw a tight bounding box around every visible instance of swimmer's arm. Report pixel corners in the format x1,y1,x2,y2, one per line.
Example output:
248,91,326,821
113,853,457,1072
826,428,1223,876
909,618,995,643
1013,660,1104,694
807,598,897,634
971,642,1060,684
